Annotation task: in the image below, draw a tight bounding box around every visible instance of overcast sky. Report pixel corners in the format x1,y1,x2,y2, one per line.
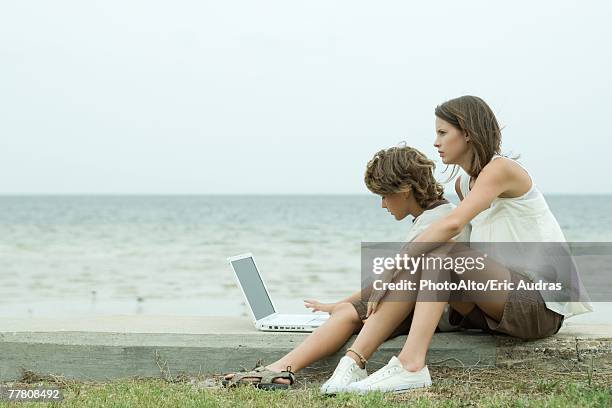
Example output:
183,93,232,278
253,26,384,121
1,1,610,194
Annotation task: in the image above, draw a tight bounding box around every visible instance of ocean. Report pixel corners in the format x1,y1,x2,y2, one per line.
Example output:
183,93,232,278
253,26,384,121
1,195,611,320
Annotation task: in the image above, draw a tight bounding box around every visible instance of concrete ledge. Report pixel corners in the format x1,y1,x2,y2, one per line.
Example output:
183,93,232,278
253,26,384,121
0,316,610,381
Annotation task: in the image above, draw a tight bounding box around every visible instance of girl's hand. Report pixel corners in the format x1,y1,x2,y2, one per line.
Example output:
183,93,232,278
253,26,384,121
366,289,385,317
366,268,394,317
303,299,337,314
366,300,379,318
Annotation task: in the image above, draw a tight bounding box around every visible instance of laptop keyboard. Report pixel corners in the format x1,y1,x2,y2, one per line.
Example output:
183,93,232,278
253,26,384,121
271,314,328,325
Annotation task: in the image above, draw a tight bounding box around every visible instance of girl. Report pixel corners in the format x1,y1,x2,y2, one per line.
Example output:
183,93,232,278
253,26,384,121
346,95,592,394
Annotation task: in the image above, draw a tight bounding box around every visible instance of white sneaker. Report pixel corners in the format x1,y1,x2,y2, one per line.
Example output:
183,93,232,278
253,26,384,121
346,356,432,394
319,356,368,394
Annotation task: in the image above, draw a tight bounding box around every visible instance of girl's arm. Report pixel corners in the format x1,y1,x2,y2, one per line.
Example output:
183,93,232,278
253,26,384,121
413,158,523,244
367,159,528,316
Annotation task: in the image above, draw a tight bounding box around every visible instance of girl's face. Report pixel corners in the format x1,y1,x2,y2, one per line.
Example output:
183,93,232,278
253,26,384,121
434,117,470,165
381,192,410,220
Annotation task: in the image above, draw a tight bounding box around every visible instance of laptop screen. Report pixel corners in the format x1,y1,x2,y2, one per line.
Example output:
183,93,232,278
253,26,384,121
231,256,276,320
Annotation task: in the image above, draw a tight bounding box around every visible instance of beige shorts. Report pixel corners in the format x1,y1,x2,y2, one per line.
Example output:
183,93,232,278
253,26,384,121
448,269,565,340
352,269,564,341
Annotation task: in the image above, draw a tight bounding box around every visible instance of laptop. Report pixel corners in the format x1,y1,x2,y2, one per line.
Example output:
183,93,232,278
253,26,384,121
228,253,329,332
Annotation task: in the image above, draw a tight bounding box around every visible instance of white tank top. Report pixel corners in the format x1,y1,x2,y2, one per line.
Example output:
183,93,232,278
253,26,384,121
458,155,593,318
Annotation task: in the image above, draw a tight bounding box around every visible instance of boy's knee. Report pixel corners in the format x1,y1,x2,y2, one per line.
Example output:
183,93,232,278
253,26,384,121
449,301,475,316
333,302,361,323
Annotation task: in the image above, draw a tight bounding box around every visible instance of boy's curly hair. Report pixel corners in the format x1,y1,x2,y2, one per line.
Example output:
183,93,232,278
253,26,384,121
364,144,444,208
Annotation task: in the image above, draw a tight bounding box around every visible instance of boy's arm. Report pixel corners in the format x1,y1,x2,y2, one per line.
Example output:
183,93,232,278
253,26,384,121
304,285,371,314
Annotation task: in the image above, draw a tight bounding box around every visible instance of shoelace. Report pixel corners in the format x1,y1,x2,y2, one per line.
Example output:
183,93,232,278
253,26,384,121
367,364,400,382
343,365,355,381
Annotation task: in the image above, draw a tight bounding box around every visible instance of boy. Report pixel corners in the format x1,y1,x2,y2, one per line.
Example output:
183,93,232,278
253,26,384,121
223,144,467,393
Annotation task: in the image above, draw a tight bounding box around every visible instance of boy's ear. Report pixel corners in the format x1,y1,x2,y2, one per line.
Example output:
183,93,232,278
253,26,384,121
403,187,412,199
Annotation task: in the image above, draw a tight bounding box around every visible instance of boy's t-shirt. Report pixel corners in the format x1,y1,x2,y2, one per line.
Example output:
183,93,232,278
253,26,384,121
406,200,469,332
407,200,470,243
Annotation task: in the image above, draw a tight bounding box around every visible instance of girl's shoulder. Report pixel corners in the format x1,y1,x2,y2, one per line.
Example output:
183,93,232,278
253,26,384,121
483,154,517,173
460,156,534,200
481,156,536,200
486,155,531,177
478,155,532,187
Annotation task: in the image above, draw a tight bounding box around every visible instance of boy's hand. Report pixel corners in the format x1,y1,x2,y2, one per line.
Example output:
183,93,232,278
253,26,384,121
303,299,337,314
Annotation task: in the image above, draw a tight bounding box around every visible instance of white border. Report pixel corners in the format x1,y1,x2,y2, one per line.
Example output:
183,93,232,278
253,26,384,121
227,252,278,326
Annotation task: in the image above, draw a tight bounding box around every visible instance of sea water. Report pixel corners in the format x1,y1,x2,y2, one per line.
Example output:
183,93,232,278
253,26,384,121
1,195,610,320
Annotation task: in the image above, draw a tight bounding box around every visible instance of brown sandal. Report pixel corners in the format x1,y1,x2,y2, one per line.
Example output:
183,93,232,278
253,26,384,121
222,365,296,390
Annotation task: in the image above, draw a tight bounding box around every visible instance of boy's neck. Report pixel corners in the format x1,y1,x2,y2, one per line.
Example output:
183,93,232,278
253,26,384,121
410,198,448,221
410,205,425,219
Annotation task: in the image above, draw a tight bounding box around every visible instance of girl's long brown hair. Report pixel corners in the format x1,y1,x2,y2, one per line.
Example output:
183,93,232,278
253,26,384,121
435,95,503,179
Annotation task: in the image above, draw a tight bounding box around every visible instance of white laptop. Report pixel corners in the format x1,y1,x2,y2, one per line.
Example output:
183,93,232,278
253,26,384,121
228,253,329,332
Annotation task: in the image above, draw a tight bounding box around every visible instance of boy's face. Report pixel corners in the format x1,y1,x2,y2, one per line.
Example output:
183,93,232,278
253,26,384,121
381,193,411,221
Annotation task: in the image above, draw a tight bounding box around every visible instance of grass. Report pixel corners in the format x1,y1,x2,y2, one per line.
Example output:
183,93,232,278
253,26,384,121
1,366,610,407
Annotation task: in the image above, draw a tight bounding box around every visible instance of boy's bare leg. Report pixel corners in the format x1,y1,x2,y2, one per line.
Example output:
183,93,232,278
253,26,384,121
224,302,363,384
224,268,420,384
262,298,416,383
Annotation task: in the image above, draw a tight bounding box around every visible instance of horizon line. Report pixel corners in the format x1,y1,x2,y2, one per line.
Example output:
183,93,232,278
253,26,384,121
1,192,611,197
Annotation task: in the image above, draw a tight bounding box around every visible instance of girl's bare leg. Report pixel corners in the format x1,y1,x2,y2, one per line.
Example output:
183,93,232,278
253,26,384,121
345,298,416,367
397,244,513,372
397,301,447,371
